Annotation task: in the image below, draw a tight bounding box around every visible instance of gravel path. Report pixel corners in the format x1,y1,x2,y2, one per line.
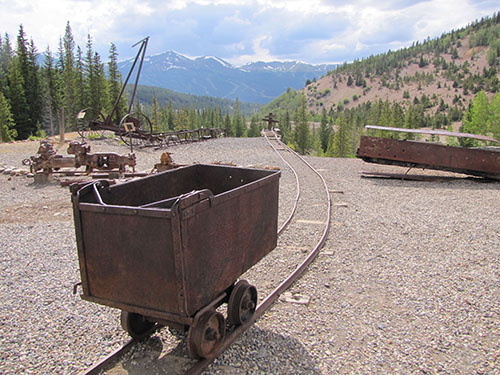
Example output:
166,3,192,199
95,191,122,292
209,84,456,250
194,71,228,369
0,136,499,374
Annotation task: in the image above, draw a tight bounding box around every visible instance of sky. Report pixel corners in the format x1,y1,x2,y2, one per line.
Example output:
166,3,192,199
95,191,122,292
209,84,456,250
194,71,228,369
0,0,498,66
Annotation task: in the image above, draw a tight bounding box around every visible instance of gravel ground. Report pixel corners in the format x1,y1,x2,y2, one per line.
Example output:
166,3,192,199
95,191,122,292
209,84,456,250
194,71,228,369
0,136,499,375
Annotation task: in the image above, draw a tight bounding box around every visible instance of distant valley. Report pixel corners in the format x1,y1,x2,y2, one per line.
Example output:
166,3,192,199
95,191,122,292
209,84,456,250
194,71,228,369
117,51,336,104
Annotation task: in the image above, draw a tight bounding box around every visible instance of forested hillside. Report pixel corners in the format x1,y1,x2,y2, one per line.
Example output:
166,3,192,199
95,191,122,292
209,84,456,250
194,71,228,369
262,13,500,157
0,22,261,142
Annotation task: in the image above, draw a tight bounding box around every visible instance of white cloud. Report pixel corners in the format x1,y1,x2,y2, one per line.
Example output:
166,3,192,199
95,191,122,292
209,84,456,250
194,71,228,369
0,0,497,64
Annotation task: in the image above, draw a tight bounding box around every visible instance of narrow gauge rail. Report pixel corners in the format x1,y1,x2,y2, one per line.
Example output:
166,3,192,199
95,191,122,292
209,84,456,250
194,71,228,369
80,131,332,375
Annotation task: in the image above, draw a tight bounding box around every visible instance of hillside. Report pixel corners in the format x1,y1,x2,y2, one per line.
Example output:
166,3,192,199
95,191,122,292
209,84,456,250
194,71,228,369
301,14,500,116
127,84,262,116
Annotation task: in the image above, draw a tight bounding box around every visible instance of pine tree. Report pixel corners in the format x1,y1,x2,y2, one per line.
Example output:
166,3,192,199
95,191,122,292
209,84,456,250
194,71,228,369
93,51,109,113
319,107,331,153
0,92,16,141
279,110,291,144
167,100,175,130
62,21,77,130
223,112,232,136
15,25,39,137
41,46,60,136
462,90,489,145
232,97,244,137
333,114,352,157
75,46,85,112
0,34,13,93
489,92,500,140
107,42,127,124
84,35,95,110
247,114,260,137
293,95,310,154
151,95,160,132
7,57,30,139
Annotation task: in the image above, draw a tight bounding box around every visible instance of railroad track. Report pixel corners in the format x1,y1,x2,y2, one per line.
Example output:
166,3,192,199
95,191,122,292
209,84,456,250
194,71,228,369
80,131,332,375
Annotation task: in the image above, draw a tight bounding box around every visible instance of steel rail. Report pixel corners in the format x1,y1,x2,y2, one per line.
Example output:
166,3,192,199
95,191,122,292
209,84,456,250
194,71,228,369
186,131,332,374
79,339,136,375
264,132,300,234
79,132,332,375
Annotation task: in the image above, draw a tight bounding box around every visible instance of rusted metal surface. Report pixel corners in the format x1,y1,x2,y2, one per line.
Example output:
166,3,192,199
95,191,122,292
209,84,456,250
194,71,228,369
23,140,136,177
357,136,500,179
360,171,472,182
72,164,280,334
365,125,500,144
152,152,180,172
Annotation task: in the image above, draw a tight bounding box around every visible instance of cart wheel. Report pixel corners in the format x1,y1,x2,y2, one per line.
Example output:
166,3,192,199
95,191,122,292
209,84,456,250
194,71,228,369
120,311,155,340
75,108,105,139
119,112,153,148
187,310,225,359
227,280,257,326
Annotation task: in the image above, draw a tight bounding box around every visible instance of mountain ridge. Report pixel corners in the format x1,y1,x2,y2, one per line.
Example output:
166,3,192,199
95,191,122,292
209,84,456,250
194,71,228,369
117,51,336,104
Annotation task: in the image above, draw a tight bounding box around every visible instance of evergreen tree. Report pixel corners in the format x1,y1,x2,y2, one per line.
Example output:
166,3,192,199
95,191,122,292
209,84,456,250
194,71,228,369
293,95,310,154
333,114,352,157
84,35,95,110
75,46,85,112
7,57,30,139
0,92,16,141
247,114,260,137
151,94,160,132
62,21,77,130
167,100,175,130
27,39,42,134
279,110,291,144
223,112,232,136
319,107,331,153
93,51,109,113
462,90,490,146
232,97,244,137
489,92,500,140
325,129,336,157
41,46,60,136
107,42,127,124
15,25,41,137
0,34,13,93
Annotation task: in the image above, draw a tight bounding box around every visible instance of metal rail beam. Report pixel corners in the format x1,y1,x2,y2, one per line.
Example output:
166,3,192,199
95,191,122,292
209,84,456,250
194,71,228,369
357,136,500,180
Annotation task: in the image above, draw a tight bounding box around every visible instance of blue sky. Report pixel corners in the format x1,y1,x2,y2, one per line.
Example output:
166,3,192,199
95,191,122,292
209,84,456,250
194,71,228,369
0,0,498,66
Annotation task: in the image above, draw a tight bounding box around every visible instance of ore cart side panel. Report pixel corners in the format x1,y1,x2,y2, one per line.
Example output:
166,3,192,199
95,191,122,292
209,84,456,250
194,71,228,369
77,206,182,315
180,173,280,316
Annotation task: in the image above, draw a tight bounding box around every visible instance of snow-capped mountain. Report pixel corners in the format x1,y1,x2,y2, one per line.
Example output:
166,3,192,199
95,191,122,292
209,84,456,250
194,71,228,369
117,51,336,104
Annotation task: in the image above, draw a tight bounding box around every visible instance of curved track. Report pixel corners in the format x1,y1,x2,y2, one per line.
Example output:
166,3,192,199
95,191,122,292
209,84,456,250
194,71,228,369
80,131,332,375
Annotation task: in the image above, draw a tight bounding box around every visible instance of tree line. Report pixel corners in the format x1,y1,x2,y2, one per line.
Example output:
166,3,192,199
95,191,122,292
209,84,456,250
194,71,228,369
273,89,500,158
0,22,130,142
0,22,258,143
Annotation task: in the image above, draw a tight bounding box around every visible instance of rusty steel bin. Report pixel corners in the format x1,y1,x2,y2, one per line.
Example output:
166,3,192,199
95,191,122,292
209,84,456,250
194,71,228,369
72,163,280,351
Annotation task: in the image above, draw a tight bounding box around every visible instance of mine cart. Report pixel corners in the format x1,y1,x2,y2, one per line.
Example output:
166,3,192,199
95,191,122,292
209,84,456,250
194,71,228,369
72,164,280,358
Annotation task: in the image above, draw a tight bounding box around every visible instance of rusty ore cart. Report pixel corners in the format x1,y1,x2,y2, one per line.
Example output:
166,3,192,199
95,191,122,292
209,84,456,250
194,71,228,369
72,164,280,358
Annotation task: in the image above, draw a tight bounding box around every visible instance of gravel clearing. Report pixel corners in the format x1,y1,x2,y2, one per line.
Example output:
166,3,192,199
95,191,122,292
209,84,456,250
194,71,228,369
0,136,499,374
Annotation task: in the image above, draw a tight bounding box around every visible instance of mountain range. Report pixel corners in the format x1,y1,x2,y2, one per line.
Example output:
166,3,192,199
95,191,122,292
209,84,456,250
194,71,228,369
117,51,336,104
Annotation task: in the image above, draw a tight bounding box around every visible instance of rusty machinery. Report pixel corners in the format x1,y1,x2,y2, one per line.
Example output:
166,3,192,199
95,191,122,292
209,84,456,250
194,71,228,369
23,139,136,178
357,125,500,180
75,37,225,150
71,164,280,358
75,37,153,150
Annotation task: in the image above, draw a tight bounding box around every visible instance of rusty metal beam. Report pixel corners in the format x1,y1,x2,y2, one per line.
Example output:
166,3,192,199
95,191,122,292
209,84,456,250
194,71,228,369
357,136,500,180
364,125,500,144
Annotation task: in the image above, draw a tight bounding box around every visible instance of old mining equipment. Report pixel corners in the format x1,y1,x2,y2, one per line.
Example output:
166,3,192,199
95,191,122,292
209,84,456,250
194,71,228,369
71,164,280,358
23,139,136,178
357,125,500,180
